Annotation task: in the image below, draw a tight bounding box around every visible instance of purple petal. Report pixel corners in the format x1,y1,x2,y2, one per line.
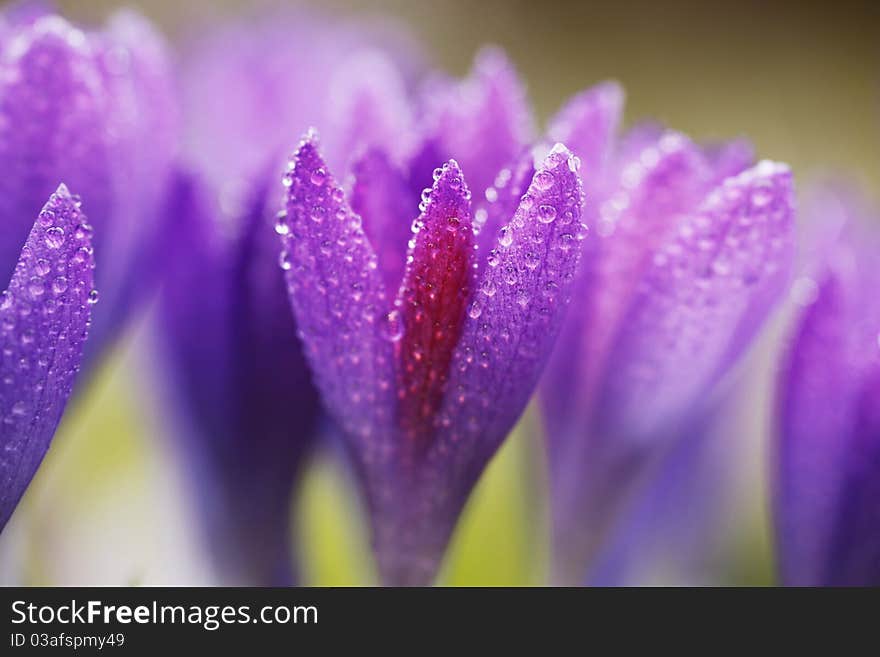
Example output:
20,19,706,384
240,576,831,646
280,133,396,444
0,185,95,530
547,81,623,183
181,11,421,201
160,173,320,584
439,144,585,442
394,159,475,449
0,15,112,286
363,145,585,585
775,211,880,586
476,150,534,265
322,49,415,172
596,161,794,439
87,10,178,356
439,145,584,441
0,11,177,367
703,138,754,183
544,132,710,441
351,148,417,295
588,399,739,585
421,47,534,201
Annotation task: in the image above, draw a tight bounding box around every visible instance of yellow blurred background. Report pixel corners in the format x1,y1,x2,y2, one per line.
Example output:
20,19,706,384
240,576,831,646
1,0,877,585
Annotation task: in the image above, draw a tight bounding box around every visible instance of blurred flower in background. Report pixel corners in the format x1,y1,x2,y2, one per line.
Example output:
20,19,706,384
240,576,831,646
540,86,795,583
0,5,177,367
774,187,880,586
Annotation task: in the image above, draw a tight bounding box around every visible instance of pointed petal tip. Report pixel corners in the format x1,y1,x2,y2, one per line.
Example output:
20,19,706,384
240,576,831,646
538,143,581,177
0,186,95,529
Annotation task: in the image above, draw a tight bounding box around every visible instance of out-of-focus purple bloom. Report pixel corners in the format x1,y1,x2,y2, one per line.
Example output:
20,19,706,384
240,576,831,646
0,6,177,365
180,10,422,213
539,85,795,584
159,172,320,585
774,187,880,586
160,14,420,584
276,46,588,585
1,185,96,530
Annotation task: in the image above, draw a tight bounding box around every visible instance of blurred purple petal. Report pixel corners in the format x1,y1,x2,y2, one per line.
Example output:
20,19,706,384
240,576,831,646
596,161,794,438
0,185,95,530
351,148,417,295
542,104,793,582
323,49,416,171
547,81,623,183
160,172,320,585
421,47,534,200
775,190,880,586
181,11,421,208
0,9,177,367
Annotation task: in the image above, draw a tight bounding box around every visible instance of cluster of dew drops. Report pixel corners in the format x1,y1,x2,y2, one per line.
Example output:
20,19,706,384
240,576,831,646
0,191,98,431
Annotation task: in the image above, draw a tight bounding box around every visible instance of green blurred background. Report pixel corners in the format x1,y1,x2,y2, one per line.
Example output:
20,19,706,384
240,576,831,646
1,0,877,585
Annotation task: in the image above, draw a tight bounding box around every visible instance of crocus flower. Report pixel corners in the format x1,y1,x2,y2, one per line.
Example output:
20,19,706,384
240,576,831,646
774,187,880,586
280,124,584,585
0,7,177,365
270,44,583,587
159,14,419,584
1,184,96,531
539,84,796,584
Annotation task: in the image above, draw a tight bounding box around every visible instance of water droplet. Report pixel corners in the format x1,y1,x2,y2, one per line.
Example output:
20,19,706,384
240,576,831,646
310,168,327,186
498,226,513,248
52,276,68,295
487,249,501,267
751,186,773,208
468,301,482,319
45,227,64,249
87,289,99,304
27,278,44,300
380,310,403,341
74,223,93,241
538,204,557,223
534,170,554,191
279,251,292,271
35,259,51,276
481,279,497,297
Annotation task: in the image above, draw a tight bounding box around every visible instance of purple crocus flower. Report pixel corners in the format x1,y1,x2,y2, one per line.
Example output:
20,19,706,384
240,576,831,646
774,187,880,586
159,14,421,584
539,84,796,584
0,6,177,365
1,184,96,531
280,132,584,586
274,44,587,588
276,47,585,587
